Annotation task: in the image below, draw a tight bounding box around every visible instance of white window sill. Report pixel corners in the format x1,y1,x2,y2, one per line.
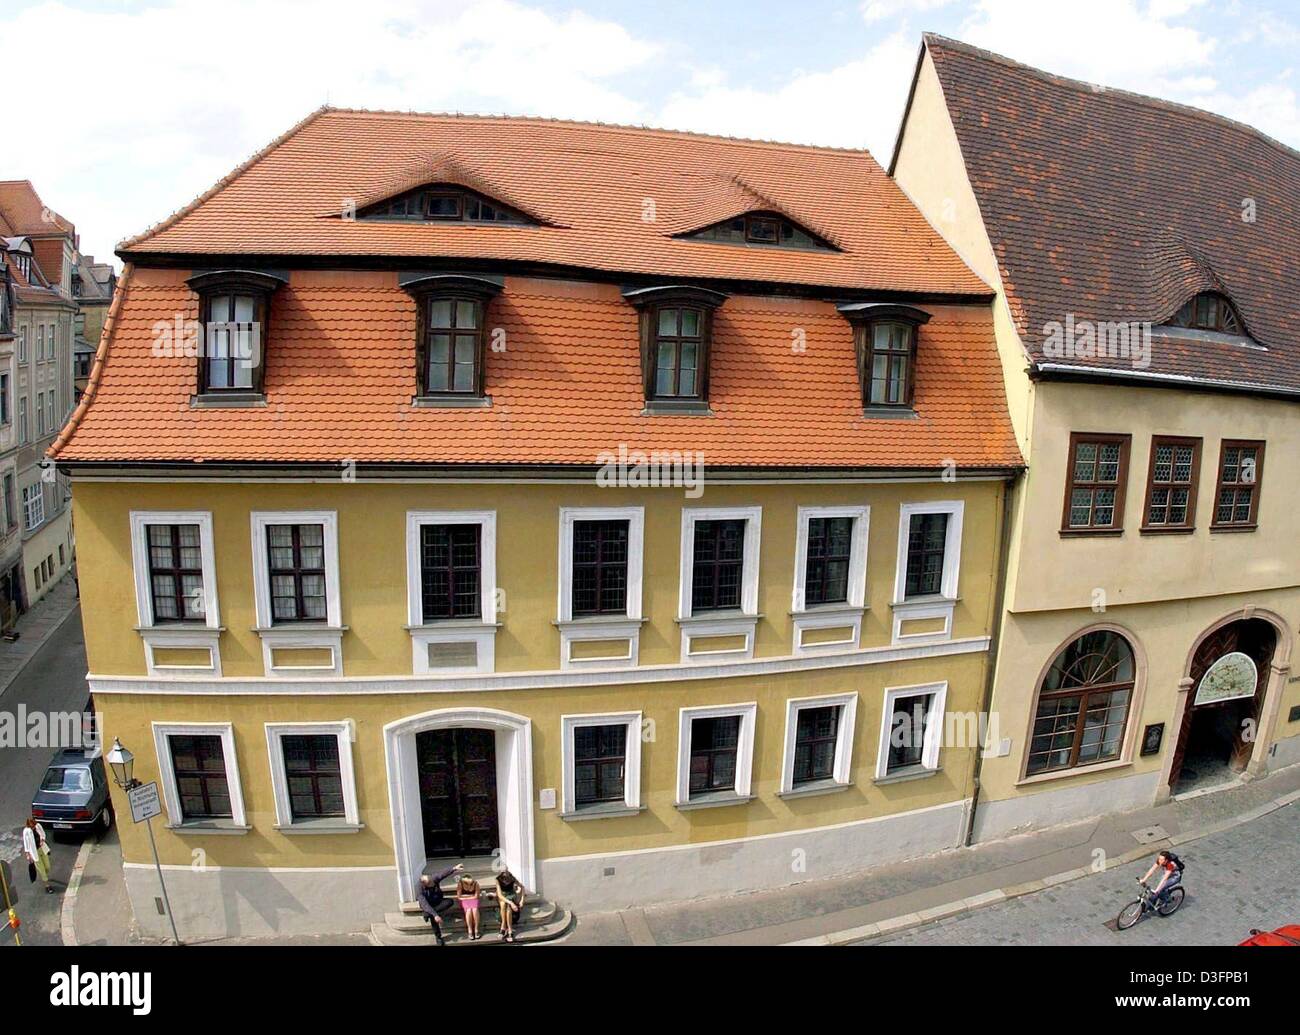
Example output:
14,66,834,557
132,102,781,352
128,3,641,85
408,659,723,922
676,792,754,811
778,780,853,800
791,605,865,655
556,616,644,670
273,821,365,835
165,821,252,835
676,612,760,664
1015,759,1133,788
138,625,224,678
559,804,647,822
254,625,346,677
874,766,940,786
408,621,498,675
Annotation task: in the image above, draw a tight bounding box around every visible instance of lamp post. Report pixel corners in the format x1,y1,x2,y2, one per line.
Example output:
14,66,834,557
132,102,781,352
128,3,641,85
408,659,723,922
106,738,180,944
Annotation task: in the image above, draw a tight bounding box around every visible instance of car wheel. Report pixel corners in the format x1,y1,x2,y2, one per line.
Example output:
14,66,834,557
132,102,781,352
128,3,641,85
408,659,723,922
98,807,113,834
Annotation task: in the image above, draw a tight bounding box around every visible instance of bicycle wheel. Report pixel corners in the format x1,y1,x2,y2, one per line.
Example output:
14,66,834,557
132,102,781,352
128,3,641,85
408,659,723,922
1117,900,1144,930
1157,887,1185,916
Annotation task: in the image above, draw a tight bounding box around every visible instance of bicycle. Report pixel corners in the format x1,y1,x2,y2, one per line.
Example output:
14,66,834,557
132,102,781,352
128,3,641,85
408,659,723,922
1117,878,1185,930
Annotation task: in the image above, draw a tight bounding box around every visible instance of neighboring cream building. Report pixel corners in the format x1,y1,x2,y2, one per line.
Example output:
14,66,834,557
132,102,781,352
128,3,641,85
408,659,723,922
892,36,1300,839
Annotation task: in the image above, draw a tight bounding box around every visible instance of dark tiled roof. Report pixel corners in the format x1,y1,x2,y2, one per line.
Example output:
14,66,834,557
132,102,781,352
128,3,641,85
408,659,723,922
919,34,1300,394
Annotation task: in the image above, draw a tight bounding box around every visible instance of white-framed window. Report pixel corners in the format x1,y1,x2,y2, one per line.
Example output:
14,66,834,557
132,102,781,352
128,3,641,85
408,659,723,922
152,721,248,830
557,506,645,669
250,510,343,676
36,324,44,361
21,484,44,531
405,510,497,675
677,506,762,663
779,692,859,795
264,721,361,831
129,511,222,677
35,393,44,436
890,501,964,644
675,702,758,808
17,326,27,364
791,505,870,654
17,398,27,444
874,682,948,782
560,711,643,819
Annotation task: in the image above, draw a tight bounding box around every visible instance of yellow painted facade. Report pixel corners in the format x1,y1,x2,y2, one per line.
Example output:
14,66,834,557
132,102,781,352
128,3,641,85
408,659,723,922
78,476,1010,920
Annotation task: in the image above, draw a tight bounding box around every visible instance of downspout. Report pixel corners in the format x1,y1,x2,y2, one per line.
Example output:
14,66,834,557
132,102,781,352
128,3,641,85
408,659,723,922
963,473,1017,847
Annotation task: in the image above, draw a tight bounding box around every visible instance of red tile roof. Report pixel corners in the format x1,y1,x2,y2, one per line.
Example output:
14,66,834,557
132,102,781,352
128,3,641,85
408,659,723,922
914,35,1300,395
51,267,1022,469
0,180,74,236
121,108,989,296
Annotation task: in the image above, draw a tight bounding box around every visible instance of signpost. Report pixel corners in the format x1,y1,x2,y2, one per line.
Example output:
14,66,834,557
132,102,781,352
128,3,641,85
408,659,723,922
124,780,179,943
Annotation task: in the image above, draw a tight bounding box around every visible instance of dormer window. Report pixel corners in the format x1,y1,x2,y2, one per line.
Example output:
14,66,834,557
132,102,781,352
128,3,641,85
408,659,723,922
362,186,530,225
187,270,286,402
623,286,728,412
1169,292,1242,335
682,212,834,251
838,303,931,413
401,273,503,405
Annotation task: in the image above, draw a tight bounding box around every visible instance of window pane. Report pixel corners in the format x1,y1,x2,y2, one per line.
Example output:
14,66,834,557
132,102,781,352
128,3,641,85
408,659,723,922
429,299,453,328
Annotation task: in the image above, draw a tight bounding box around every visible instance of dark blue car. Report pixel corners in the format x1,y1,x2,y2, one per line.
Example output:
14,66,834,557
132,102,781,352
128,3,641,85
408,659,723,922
32,748,114,837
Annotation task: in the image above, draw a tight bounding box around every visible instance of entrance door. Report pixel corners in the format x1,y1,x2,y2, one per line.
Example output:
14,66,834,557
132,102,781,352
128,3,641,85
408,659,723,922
415,728,499,858
1170,619,1275,792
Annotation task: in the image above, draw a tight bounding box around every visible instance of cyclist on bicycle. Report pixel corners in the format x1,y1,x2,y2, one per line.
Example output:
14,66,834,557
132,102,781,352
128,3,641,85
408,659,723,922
1140,850,1183,907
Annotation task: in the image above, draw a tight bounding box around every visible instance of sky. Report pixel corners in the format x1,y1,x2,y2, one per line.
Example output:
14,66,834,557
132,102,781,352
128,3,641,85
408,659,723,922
5,0,1300,265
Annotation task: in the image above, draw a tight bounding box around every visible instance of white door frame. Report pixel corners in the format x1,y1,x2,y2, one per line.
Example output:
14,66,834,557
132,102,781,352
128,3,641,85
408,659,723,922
383,706,536,904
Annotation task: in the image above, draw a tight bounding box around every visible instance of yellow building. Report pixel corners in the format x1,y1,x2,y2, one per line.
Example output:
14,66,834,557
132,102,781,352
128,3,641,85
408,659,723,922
891,37,1300,839
53,110,1023,939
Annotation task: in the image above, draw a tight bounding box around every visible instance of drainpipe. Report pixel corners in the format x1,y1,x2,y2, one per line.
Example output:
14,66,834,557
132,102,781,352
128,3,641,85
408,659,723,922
963,474,1017,848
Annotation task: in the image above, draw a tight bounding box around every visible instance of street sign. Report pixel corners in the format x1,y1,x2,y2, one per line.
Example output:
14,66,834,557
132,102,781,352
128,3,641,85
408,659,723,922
128,781,162,824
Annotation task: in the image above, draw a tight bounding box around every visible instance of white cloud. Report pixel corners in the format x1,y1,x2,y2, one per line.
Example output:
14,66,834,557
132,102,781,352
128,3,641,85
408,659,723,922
1,0,660,262
656,30,920,156
861,0,954,23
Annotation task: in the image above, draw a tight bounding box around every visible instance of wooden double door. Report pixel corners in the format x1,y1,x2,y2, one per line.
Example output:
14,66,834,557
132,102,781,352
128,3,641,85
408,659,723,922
416,728,499,858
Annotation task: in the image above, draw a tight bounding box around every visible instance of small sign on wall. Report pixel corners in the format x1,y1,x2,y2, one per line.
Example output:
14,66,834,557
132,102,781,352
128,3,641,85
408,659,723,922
538,788,557,810
1140,723,1164,757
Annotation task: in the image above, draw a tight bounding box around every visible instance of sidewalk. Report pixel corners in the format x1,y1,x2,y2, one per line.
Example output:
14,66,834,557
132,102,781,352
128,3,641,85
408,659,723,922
0,574,80,699
560,761,1300,946
67,760,1300,947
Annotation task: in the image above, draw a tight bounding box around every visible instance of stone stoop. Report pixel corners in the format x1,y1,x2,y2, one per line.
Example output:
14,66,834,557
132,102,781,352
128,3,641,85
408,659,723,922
370,895,573,946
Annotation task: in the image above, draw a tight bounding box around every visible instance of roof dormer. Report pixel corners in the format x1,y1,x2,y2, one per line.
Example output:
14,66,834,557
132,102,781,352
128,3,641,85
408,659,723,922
678,210,835,251
1164,292,1246,337
358,184,534,225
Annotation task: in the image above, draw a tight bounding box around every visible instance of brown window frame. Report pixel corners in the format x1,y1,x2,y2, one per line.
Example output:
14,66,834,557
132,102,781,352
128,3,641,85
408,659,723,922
792,705,840,785
1141,436,1202,534
266,523,328,624
1210,439,1265,532
169,734,232,820
188,271,283,398
688,714,741,797
420,523,482,621
571,519,630,617
690,518,745,613
418,294,485,397
803,516,853,607
626,286,726,409
1024,630,1135,777
146,523,205,623
857,320,918,409
572,724,627,808
1169,292,1243,334
281,734,345,820
650,304,706,401
1060,432,1132,535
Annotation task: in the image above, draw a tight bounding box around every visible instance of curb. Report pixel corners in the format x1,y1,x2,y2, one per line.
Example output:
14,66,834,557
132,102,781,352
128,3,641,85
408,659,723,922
785,785,1298,946
60,836,94,947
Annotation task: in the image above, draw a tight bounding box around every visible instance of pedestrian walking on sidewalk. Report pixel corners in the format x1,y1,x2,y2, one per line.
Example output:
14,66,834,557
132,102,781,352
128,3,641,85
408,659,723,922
22,818,54,894
418,863,464,946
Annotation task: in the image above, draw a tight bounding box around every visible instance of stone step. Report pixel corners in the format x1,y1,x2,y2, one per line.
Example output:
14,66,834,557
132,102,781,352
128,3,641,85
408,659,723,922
388,898,558,933
370,907,573,947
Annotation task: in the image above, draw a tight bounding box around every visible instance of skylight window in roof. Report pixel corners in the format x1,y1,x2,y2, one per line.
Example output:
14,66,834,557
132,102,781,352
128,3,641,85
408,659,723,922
362,186,531,225
685,212,832,251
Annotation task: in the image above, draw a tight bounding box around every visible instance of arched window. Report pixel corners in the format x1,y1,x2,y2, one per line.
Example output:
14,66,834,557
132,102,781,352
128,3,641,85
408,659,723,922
1168,292,1242,335
1026,630,1135,776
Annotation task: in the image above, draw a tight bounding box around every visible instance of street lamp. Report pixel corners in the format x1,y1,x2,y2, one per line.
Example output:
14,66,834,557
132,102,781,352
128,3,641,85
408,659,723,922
105,736,180,944
105,738,136,789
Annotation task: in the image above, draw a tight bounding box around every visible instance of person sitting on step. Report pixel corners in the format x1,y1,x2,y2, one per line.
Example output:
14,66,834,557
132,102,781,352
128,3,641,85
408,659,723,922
418,862,464,946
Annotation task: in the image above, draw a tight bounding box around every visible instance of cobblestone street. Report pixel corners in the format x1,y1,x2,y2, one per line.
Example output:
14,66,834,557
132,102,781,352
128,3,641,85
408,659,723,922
861,803,1299,946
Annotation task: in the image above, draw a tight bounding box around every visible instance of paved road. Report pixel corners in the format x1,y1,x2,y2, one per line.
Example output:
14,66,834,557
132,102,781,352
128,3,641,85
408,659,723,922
861,802,1299,946
0,607,92,946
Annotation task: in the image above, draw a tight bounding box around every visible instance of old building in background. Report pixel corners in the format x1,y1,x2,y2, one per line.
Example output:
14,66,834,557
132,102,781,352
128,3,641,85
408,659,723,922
892,36,1300,838
0,180,84,619
54,109,1024,940
73,254,116,402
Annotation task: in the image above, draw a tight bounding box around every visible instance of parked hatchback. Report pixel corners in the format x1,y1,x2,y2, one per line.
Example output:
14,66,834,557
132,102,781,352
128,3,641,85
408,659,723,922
32,748,114,837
